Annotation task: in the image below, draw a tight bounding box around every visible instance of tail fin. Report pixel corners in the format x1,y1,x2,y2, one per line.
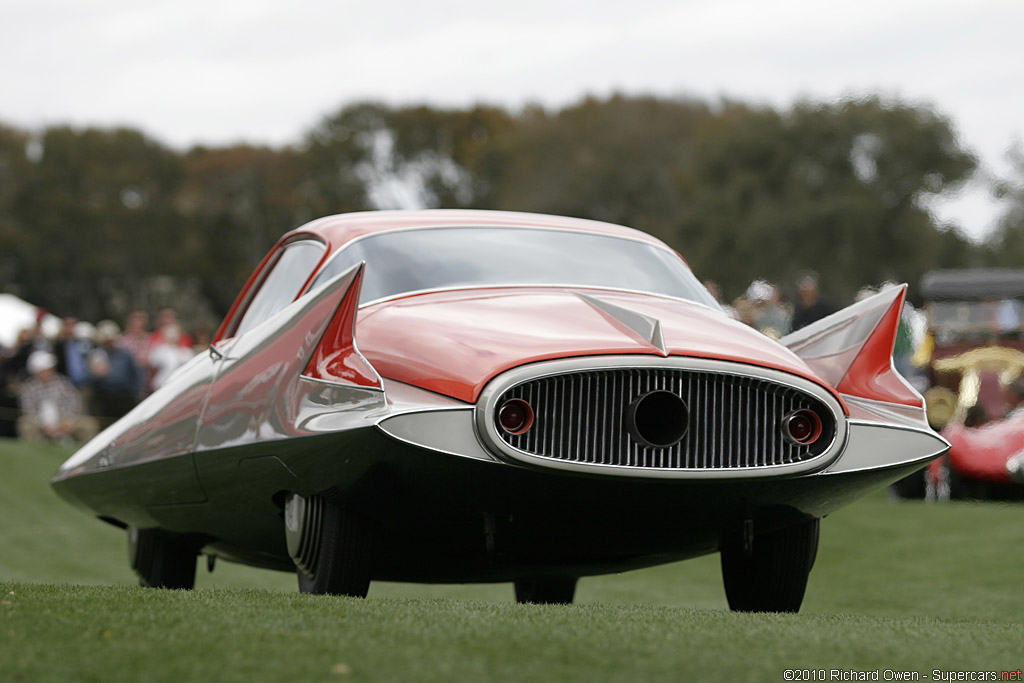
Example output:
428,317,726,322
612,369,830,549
781,285,921,408
302,262,381,388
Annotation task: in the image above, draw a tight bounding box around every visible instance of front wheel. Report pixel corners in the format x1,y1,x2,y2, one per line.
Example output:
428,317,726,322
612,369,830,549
720,518,819,613
128,526,198,589
514,577,578,604
286,494,374,597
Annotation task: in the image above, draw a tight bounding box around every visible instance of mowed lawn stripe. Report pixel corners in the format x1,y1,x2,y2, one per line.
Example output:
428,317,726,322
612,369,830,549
2,583,1022,682
2,438,1023,680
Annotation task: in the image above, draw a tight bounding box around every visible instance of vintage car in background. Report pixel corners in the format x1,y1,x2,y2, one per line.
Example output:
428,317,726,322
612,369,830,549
910,269,1024,500
51,210,947,613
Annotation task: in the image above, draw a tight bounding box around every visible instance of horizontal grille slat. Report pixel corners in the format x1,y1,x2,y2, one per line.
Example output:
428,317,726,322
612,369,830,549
496,368,834,470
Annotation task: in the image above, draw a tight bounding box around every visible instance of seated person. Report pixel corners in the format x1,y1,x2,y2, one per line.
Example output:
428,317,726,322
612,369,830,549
17,351,98,444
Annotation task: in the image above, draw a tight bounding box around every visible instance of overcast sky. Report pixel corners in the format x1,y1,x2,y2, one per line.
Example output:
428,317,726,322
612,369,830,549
3,0,1022,240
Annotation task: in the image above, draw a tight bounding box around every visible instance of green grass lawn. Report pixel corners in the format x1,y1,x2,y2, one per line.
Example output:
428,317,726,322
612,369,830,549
2,438,1023,681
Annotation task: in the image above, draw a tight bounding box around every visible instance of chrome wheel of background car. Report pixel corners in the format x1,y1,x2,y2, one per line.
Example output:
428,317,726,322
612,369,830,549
1006,450,1024,483
513,577,578,605
127,525,199,589
287,493,373,597
925,456,961,502
719,518,819,613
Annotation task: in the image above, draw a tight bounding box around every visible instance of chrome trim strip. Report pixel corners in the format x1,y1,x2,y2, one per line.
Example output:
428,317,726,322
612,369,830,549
321,222,679,263
359,284,722,314
820,420,948,475
380,378,472,412
841,394,929,429
377,409,499,463
475,356,848,479
301,374,385,393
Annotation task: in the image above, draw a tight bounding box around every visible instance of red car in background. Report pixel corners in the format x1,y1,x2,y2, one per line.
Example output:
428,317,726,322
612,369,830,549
911,269,1024,500
938,415,1024,499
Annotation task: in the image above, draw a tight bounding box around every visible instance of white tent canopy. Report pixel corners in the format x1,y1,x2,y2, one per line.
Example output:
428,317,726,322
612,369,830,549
0,294,61,350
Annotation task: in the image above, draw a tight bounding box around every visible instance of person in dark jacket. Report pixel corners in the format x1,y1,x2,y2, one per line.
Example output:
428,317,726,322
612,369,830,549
792,273,836,331
87,320,143,428
52,317,91,387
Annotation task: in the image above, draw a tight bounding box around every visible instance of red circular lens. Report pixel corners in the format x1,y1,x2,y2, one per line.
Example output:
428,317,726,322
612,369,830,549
498,399,534,435
785,410,822,445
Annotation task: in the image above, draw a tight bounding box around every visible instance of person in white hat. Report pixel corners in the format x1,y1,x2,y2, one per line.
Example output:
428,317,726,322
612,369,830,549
17,350,98,444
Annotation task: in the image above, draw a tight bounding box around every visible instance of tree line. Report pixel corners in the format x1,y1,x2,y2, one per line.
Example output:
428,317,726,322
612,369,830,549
1,93,1021,329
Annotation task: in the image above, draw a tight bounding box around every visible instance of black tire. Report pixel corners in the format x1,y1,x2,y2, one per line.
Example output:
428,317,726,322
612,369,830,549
946,457,966,500
296,498,374,597
514,577,578,605
888,468,927,500
128,526,198,589
720,518,819,613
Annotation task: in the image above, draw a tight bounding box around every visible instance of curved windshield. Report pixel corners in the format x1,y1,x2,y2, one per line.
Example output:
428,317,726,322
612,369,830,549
310,227,719,308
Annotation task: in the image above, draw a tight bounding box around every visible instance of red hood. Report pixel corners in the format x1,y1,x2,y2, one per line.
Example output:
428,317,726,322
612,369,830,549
357,288,824,402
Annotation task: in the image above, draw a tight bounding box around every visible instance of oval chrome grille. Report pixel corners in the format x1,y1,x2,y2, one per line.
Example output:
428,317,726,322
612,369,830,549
491,367,837,470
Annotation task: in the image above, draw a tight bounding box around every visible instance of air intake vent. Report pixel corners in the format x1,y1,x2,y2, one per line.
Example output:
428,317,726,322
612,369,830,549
479,358,843,477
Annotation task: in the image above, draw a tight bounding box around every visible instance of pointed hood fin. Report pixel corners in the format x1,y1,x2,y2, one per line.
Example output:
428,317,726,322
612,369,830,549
575,292,667,355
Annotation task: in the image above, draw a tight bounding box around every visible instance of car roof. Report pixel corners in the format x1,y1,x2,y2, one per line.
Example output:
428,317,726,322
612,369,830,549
921,268,1024,301
215,210,679,344
284,209,668,253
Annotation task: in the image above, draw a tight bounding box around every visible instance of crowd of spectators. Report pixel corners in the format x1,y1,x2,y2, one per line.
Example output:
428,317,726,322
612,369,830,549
0,308,210,443
705,272,838,339
707,272,920,385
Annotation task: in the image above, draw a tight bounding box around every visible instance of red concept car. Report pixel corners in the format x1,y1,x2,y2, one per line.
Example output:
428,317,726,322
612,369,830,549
51,210,947,612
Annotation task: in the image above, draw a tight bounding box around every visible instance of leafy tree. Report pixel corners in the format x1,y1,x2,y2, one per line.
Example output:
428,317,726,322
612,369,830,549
0,94,993,328
473,94,711,244
176,144,308,314
386,104,514,208
983,144,1024,266
299,102,383,215
675,96,979,302
0,124,32,291
302,102,513,211
8,126,184,320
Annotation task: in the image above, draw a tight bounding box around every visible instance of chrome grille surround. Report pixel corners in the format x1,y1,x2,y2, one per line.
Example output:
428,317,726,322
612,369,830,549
476,356,847,479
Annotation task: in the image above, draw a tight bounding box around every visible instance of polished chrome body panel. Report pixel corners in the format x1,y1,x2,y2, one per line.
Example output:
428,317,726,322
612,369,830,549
822,421,947,474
